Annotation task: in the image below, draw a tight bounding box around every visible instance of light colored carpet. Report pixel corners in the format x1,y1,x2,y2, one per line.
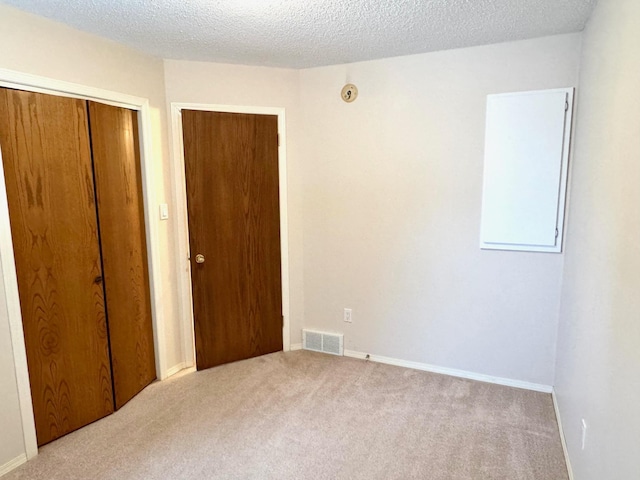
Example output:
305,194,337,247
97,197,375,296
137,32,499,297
5,351,568,480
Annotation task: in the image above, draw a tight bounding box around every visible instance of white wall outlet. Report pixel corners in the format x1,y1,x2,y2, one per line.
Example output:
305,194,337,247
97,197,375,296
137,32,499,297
581,418,588,450
343,308,352,323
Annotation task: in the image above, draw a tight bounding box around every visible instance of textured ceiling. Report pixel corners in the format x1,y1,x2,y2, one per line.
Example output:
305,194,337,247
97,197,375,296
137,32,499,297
2,0,597,68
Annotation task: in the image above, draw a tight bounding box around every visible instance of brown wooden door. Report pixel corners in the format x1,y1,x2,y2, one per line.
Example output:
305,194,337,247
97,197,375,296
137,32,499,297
87,101,156,409
182,110,283,370
0,88,114,446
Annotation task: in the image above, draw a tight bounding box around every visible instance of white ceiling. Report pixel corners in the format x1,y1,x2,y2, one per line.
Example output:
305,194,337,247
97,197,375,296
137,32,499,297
3,0,597,68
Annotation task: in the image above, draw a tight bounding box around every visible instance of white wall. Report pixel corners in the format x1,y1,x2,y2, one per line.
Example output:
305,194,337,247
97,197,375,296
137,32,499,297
163,60,304,353
299,34,582,386
554,0,640,478
0,4,181,467
0,261,25,470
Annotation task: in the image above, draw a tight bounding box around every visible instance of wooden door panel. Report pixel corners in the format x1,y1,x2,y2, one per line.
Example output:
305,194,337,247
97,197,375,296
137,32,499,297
0,88,113,445
182,111,283,370
87,101,156,410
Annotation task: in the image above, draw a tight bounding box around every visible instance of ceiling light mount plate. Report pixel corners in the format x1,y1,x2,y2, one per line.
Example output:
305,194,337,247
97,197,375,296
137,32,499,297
341,84,358,103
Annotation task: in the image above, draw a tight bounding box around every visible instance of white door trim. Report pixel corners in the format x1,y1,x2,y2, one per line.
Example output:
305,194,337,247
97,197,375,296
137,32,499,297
0,68,168,459
170,102,291,368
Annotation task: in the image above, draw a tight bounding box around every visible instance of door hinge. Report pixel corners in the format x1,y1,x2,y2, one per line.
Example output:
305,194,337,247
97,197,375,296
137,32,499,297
565,100,569,112
277,134,280,147
282,315,284,327
555,228,559,239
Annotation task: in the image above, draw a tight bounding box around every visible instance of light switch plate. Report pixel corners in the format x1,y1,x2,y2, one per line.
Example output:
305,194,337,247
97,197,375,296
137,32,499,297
159,203,169,220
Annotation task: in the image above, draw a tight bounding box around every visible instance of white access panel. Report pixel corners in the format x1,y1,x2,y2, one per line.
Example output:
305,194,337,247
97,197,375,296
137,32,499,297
480,88,574,253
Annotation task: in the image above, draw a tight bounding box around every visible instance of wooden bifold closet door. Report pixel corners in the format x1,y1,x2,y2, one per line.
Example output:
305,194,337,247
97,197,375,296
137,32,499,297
87,101,156,410
0,89,155,446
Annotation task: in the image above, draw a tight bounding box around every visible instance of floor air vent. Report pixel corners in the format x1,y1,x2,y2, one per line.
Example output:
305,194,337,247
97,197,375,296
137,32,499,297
302,330,344,356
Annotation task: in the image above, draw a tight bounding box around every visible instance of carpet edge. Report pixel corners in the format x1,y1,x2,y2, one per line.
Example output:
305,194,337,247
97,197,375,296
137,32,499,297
342,349,554,393
0,453,27,477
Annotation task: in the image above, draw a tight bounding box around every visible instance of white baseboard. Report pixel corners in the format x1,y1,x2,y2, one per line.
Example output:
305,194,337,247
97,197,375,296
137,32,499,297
552,389,574,480
165,362,188,378
342,349,553,393
289,343,302,351
0,453,27,477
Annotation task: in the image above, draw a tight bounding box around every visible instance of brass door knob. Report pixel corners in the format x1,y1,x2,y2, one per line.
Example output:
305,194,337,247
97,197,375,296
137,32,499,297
195,254,205,264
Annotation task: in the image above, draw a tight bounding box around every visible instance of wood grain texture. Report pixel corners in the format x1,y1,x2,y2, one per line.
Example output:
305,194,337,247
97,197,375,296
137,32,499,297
87,101,156,410
0,88,113,446
182,110,283,370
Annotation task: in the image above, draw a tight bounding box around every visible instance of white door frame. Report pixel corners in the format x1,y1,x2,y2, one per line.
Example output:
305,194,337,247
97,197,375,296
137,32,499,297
170,103,291,368
0,68,168,459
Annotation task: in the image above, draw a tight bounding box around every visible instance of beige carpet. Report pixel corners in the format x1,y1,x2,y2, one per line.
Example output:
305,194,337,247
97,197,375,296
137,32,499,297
5,351,568,480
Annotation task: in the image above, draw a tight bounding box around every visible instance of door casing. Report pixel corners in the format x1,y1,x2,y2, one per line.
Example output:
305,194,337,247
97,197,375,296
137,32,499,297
170,103,291,368
0,68,167,460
